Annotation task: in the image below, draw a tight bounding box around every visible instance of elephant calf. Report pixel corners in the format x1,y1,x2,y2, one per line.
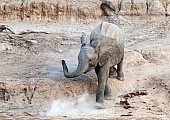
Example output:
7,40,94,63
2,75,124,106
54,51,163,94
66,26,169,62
62,22,124,109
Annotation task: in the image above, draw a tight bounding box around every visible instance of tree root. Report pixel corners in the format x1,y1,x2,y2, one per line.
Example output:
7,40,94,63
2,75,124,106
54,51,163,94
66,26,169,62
0,24,50,35
0,25,15,34
18,30,50,35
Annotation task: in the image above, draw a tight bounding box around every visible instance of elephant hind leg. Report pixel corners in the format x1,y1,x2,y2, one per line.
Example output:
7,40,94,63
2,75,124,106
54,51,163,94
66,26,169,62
109,66,117,78
117,59,124,81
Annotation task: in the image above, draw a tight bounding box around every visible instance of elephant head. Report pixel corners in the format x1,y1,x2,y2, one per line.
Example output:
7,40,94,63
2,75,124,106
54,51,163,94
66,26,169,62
62,34,98,78
62,22,124,78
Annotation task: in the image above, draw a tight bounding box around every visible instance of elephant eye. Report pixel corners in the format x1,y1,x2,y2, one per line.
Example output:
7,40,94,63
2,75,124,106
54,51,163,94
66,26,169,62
89,59,92,62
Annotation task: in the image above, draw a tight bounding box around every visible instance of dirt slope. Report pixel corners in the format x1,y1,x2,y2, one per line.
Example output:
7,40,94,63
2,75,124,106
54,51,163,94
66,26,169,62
0,16,170,119
0,0,170,21
0,0,170,119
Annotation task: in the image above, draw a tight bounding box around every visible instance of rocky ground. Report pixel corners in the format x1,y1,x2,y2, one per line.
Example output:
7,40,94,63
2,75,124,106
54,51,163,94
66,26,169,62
0,0,170,120
0,16,169,120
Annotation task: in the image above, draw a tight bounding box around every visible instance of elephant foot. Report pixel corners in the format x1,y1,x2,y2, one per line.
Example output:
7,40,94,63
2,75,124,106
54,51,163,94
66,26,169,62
117,71,124,81
104,95,112,100
116,76,124,81
95,102,105,109
104,91,112,100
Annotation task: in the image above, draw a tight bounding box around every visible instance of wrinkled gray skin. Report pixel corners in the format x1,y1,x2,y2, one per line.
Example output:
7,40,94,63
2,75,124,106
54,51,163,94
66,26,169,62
62,22,124,109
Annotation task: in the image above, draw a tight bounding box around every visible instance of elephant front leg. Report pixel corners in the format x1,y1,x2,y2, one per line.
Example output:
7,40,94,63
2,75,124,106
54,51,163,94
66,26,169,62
95,64,109,109
104,82,112,100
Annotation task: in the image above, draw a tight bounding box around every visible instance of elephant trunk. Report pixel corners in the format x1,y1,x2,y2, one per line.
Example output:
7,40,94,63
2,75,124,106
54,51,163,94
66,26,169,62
62,60,87,78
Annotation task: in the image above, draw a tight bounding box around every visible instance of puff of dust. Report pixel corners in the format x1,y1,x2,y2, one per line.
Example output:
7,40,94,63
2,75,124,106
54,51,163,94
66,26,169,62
45,92,113,117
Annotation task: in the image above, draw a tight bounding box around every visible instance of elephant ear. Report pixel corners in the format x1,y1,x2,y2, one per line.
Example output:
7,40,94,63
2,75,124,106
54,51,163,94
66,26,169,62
97,37,118,66
98,47,112,66
80,33,87,46
90,39,110,66
90,40,107,66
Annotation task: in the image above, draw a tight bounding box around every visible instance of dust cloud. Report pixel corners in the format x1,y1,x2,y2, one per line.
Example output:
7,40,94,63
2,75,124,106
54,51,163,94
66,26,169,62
45,92,113,117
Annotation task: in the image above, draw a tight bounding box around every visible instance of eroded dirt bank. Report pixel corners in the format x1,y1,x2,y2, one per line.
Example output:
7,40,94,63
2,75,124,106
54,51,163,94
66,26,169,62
0,0,170,119
0,0,170,21
0,16,170,119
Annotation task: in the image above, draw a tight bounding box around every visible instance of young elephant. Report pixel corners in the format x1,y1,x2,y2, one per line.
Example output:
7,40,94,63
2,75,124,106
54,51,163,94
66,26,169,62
61,22,124,109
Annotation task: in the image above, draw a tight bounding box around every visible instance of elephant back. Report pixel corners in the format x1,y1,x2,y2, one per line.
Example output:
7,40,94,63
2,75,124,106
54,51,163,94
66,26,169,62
90,22,123,45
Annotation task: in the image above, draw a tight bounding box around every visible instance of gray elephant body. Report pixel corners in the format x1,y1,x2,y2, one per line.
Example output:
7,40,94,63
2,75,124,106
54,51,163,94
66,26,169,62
90,22,124,67
62,22,124,109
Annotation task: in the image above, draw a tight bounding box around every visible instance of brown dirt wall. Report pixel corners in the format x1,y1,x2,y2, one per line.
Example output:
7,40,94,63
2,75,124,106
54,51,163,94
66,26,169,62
0,0,170,21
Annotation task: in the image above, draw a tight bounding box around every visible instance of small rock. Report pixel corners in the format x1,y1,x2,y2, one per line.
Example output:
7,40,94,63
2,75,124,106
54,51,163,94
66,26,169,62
28,40,38,44
58,49,63,53
0,43,13,52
